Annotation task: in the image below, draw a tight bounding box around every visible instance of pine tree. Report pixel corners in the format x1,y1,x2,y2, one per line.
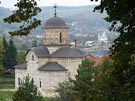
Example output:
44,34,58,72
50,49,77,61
2,37,9,69
8,39,17,67
72,59,96,101
13,75,43,101
2,38,17,69
0,37,3,71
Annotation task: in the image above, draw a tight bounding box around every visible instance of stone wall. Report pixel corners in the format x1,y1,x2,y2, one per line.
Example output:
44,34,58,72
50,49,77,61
16,49,84,97
47,46,62,54
43,29,68,44
15,69,27,88
33,71,68,97
51,57,84,79
15,68,68,97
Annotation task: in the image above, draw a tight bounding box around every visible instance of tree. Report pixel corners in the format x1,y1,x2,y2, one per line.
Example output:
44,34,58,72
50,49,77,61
16,50,26,64
89,57,116,101
4,0,41,36
8,39,17,67
56,81,76,101
2,37,9,69
72,59,96,101
13,75,43,101
0,37,3,71
92,0,135,100
2,38,17,69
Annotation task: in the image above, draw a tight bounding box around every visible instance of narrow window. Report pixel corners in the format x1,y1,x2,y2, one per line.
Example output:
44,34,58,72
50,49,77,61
18,78,21,85
60,32,62,43
32,55,34,61
40,81,41,88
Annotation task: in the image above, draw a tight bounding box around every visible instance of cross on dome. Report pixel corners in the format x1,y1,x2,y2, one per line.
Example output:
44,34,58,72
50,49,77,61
53,4,57,17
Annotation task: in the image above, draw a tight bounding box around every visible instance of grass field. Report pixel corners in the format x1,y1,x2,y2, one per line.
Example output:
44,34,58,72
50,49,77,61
0,91,14,101
0,77,15,81
0,77,15,89
0,91,56,101
0,83,15,89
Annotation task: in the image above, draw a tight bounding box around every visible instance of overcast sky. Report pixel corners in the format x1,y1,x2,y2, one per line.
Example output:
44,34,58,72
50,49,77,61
0,0,100,8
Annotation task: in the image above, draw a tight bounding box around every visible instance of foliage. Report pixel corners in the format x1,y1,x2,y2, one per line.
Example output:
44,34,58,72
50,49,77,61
16,50,26,64
2,37,9,69
0,37,3,71
13,75,43,101
3,0,41,36
72,59,97,101
2,38,17,69
8,39,17,67
55,81,77,101
93,0,135,100
89,57,115,101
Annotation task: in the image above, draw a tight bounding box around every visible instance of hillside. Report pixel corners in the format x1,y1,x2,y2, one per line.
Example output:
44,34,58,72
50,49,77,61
0,6,109,36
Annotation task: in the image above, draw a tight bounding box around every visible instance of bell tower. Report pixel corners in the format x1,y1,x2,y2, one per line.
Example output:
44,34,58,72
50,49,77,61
43,5,69,45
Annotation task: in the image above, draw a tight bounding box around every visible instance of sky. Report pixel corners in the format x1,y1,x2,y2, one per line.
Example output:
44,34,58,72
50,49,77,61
0,0,100,8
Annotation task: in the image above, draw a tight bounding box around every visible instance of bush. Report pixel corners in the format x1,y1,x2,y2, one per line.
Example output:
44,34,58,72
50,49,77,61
55,81,79,101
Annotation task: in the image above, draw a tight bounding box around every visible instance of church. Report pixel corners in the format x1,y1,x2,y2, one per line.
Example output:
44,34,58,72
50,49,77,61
15,7,85,97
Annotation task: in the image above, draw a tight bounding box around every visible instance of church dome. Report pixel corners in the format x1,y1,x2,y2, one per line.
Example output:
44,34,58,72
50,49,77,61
43,17,68,29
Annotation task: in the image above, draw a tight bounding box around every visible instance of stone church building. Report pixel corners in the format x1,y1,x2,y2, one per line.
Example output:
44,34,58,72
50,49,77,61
15,8,85,97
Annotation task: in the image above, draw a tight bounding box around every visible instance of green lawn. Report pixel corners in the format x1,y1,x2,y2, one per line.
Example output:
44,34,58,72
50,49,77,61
0,77,15,89
0,77,15,81
0,83,15,89
0,91,56,101
0,91,14,101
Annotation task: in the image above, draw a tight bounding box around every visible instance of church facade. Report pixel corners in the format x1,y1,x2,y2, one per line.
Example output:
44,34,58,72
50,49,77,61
15,10,85,97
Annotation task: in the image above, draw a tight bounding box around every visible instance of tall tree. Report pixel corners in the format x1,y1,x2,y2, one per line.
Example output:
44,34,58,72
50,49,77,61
93,0,135,100
8,39,17,67
2,38,17,69
4,0,41,36
13,75,43,101
0,37,3,71
72,59,96,101
2,37,9,69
